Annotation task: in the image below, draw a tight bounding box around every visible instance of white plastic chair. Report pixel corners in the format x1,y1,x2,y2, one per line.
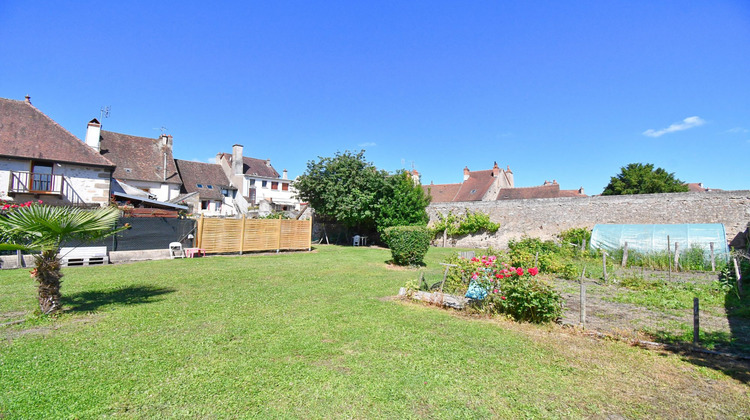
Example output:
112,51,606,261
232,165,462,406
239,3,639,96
169,242,185,259
352,235,361,246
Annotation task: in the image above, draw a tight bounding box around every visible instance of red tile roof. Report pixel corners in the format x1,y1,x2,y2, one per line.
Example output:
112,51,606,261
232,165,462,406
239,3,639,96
423,183,461,203
174,159,233,200
496,184,587,200
217,153,280,178
0,97,114,168
453,169,496,201
99,130,182,184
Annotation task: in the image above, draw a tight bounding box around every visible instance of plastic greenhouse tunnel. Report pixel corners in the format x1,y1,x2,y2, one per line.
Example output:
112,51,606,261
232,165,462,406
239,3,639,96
590,224,730,261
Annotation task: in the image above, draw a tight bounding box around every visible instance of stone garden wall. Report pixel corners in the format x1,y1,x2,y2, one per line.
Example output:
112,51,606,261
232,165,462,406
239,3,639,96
427,190,750,249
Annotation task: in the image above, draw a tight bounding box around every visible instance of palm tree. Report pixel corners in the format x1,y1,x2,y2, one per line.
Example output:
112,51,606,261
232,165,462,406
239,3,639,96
0,205,128,314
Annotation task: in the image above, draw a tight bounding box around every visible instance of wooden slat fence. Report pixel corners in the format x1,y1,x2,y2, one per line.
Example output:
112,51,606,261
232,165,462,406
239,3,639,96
196,216,311,254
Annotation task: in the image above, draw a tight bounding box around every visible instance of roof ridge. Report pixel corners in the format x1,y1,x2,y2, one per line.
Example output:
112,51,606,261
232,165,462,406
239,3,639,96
3,97,116,167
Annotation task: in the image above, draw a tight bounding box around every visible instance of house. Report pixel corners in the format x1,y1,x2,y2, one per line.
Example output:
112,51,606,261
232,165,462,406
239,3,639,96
174,159,237,216
217,144,300,214
85,120,182,202
424,162,586,202
0,96,115,207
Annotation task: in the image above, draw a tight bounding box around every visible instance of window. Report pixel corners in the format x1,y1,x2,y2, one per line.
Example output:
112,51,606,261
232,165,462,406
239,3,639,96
206,185,213,189
31,161,53,192
281,183,289,191
197,183,204,188
201,200,210,210
271,182,278,190
249,179,256,186
221,188,230,197
261,180,268,188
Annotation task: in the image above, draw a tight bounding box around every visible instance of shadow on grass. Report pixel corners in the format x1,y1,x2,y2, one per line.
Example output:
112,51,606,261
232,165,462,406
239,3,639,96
62,285,176,313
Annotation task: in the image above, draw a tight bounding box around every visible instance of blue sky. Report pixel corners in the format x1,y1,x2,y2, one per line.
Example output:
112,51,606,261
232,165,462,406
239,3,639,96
1,1,748,193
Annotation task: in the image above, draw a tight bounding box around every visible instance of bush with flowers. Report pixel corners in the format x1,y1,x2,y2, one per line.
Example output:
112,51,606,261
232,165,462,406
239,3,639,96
459,255,563,323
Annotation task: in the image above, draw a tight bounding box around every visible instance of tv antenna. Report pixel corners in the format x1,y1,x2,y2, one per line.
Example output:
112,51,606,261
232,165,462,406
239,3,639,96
99,106,111,120
153,126,168,134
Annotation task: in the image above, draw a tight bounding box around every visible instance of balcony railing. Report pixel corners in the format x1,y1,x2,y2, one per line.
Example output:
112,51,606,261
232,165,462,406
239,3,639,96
9,171,64,195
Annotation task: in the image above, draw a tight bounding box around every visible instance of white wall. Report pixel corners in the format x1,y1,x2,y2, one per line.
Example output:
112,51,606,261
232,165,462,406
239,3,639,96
124,180,180,202
0,159,110,205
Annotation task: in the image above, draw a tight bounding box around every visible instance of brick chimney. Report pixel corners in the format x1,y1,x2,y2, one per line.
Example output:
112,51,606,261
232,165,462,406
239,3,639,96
492,161,500,177
463,166,470,181
85,118,101,151
24,95,31,104
232,144,244,175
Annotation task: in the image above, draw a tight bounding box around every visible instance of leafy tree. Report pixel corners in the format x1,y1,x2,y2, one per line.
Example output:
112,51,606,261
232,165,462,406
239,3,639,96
294,150,387,230
376,171,431,234
602,163,688,195
0,205,127,314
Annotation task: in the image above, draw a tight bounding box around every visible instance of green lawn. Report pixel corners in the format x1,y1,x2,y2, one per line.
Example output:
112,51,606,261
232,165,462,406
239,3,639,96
1,246,748,418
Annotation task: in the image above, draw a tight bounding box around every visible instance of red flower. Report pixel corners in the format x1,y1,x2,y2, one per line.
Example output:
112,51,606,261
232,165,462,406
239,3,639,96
516,267,524,276
528,267,539,276
501,296,506,300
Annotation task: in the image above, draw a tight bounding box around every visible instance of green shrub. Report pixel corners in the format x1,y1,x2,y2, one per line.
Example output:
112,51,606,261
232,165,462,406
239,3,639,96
557,227,591,248
431,210,499,238
384,225,431,266
484,272,563,323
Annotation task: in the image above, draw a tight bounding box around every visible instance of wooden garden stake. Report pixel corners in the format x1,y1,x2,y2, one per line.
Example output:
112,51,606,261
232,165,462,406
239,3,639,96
534,251,538,268
710,242,715,271
667,235,671,282
621,242,628,267
442,229,447,248
734,258,743,296
581,239,586,252
602,252,607,283
580,267,587,328
693,297,700,346
674,242,680,272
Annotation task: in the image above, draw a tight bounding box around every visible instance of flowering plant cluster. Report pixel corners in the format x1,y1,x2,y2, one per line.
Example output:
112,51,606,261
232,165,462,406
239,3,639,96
1,200,42,211
460,254,561,323
464,255,539,299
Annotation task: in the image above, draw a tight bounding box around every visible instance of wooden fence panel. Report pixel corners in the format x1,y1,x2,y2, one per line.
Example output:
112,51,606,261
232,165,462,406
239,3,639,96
280,219,312,250
197,216,311,254
243,219,281,252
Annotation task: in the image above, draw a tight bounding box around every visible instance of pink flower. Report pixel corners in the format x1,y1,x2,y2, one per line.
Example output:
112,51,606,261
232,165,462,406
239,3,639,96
516,268,524,276
471,273,479,280
528,267,539,276
38,200,43,204
493,289,499,293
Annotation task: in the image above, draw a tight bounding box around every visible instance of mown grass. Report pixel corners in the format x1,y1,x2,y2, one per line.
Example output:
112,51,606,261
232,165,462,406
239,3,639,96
1,246,749,418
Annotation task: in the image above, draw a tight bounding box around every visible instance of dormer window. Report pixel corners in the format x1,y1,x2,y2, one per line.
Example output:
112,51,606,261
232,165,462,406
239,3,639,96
207,185,213,189
197,183,204,188
124,168,132,173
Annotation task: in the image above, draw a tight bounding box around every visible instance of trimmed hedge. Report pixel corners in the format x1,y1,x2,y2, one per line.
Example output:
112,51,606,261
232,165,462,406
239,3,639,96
383,225,431,266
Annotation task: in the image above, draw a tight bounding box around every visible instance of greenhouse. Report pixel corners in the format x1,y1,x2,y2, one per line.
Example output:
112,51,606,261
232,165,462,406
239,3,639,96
590,223,729,260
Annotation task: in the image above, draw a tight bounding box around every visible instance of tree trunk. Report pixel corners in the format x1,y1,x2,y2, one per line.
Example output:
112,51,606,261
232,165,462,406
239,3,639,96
33,249,63,314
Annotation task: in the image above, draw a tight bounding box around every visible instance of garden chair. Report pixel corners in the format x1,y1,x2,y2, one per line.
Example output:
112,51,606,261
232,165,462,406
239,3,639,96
169,242,185,259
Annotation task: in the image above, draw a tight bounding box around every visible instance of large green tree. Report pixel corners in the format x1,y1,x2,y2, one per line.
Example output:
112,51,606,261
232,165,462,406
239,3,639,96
0,205,127,314
376,170,431,235
294,151,431,235
294,151,387,230
602,163,689,195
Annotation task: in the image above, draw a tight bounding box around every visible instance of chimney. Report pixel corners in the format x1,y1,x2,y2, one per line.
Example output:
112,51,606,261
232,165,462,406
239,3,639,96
578,187,585,195
160,134,173,150
85,118,102,151
282,169,288,180
266,159,271,167
492,161,500,177
24,95,31,104
232,144,244,175
463,166,470,181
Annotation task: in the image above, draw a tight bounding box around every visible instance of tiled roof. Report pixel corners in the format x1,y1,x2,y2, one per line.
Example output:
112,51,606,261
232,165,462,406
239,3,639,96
423,183,461,203
217,153,280,178
99,130,181,184
496,184,587,200
0,97,114,168
453,170,496,202
174,159,233,200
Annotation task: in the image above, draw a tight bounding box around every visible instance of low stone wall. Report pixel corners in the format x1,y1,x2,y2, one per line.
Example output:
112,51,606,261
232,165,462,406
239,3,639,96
0,249,174,269
428,190,750,249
